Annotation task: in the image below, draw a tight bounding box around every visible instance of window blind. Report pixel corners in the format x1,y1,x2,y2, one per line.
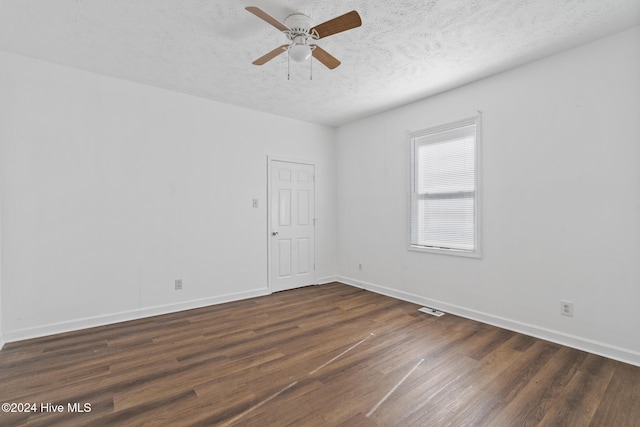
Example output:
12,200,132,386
410,121,477,252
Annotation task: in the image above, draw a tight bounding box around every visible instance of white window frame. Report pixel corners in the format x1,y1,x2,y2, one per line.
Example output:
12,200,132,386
408,115,482,258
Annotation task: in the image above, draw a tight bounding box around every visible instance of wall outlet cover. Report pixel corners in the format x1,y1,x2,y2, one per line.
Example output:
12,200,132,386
561,300,573,317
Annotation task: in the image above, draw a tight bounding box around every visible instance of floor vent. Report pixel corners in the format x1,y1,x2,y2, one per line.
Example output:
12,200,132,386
419,307,445,317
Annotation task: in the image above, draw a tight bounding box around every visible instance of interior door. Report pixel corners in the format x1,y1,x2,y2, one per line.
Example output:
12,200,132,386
269,160,315,292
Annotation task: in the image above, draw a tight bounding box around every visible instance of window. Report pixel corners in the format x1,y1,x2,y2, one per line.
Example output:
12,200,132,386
409,116,481,257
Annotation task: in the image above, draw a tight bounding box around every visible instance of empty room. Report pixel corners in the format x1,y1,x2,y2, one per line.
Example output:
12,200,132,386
1,1,639,426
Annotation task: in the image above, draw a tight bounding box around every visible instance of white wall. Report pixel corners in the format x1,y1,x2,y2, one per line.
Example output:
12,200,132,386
0,138,3,350
336,26,640,365
0,51,337,341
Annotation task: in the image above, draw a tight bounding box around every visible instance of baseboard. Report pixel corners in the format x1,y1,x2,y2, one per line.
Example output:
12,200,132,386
4,287,271,344
316,275,339,285
338,276,640,367
0,337,5,351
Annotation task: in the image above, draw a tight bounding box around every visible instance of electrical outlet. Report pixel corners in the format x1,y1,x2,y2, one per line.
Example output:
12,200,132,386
560,301,573,317
252,199,258,208
175,279,183,290
358,264,363,271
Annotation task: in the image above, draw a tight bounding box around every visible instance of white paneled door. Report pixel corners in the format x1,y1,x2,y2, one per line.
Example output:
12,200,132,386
269,160,315,292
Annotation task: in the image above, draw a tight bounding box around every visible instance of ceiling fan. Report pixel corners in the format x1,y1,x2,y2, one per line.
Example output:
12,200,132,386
245,6,362,70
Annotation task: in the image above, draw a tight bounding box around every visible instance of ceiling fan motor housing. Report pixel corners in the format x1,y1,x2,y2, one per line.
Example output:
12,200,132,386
284,13,314,36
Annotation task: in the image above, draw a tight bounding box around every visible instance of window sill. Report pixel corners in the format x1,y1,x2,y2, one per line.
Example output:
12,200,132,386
408,244,482,259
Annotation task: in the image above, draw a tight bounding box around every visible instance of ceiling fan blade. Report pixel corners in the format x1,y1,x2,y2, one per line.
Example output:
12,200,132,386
245,6,289,32
310,10,361,39
252,45,289,65
312,46,341,70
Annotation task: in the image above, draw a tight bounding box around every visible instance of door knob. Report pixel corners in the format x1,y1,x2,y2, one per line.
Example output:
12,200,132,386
272,231,279,236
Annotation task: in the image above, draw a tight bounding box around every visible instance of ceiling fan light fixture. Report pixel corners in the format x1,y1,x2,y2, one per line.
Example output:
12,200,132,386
289,43,311,62
246,7,361,70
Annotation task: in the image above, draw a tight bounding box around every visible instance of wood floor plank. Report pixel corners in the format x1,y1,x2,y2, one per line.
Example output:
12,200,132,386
486,345,587,426
588,360,640,426
537,353,615,427
396,338,521,425
1,282,639,426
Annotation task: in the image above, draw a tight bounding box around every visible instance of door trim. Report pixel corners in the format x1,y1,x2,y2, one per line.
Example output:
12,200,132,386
267,156,316,293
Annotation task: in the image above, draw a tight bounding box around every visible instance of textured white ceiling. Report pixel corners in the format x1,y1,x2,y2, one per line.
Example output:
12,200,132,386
1,0,639,127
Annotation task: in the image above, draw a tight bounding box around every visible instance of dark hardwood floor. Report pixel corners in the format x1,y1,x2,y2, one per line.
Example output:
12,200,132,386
1,282,638,426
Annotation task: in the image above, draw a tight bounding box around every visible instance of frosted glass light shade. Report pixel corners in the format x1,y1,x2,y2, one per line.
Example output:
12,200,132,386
289,44,311,62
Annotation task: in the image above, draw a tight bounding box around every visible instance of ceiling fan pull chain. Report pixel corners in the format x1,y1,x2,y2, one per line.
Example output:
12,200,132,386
287,52,291,81
310,55,313,80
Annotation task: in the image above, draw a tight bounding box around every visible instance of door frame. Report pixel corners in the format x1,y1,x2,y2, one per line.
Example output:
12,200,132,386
267,156,316,293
